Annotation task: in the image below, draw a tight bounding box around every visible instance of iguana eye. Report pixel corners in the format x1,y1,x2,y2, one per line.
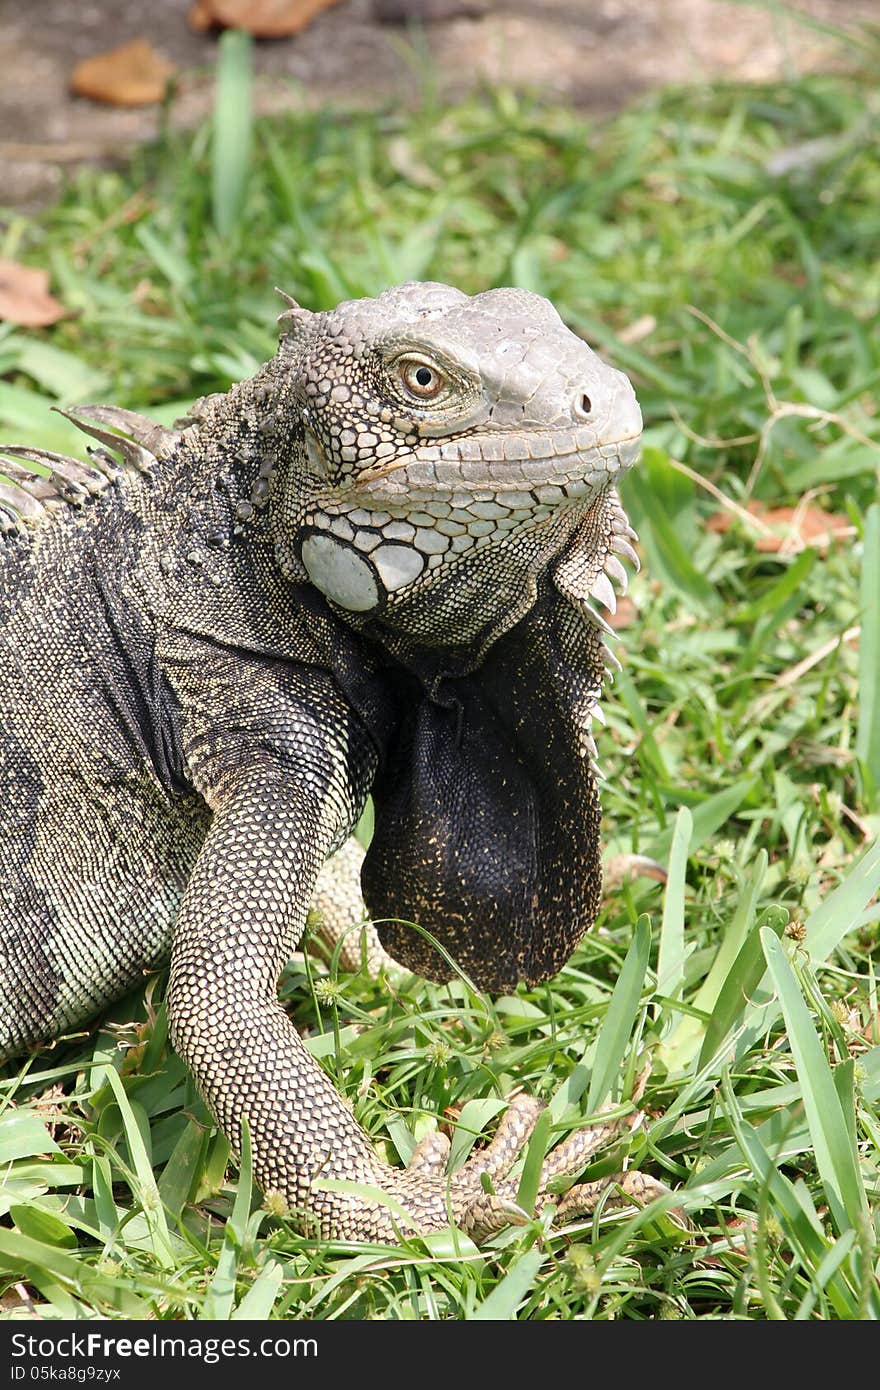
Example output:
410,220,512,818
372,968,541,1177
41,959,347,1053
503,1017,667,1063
397,356,447,401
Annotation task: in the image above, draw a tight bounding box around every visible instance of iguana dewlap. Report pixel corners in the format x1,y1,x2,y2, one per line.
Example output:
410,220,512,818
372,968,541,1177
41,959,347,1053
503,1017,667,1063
0,281,656,1240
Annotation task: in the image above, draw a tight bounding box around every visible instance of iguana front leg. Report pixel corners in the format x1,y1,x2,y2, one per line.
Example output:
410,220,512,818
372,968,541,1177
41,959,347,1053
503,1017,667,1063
173,811,626,1241
168,772,665,1240
167,776,387,1233
163,658,656,1241
163,644,391,1235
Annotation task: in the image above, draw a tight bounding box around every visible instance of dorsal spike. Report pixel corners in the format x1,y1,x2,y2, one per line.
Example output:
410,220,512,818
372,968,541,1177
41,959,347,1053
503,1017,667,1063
0,403,175,547
56,405,179,472
275,288,316,337
0,446,111,499
0,477,48,527
0,458,59,499
0,442,120,530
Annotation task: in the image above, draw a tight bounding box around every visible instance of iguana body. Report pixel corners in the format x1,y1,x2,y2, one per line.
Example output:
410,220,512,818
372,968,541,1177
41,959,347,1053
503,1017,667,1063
0,282,648,1239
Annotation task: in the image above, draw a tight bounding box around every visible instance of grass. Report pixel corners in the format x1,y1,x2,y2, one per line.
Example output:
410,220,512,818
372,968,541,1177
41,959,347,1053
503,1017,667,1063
1,31,879,1320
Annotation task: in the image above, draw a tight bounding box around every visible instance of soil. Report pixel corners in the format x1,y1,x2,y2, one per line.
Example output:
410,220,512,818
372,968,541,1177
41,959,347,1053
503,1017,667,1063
0,0,875,210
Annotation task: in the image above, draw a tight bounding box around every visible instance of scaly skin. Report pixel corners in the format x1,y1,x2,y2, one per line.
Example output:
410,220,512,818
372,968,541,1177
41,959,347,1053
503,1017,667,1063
0,281,653,1240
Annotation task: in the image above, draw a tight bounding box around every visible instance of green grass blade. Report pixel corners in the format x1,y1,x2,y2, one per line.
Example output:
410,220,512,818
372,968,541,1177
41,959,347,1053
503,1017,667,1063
134,225,193,292
761,929,866,1233
647,778,756,860
588,916,651,1110
9,1204,78,1250
611,667,671,782
737,549,817,625
794,1231,857,1320
203,1117,255,1320
664,851,767,1068
471,1247,543,1320
736,844,880,1056
0,1110,61,1164
90,1156,118,1244
157,1118,208,1221
719,1076,859,1317
656,806,692,1032
212,30,253,238
805,836,880,963
698,906,787,1071
547,1042,592,1124
100,1066,173,1268
856,504,880,809
448,1099,506,1170
694,851,768,1013
13,340,109,401
232,1259,284,1319
515,1107,553,1216
624,450,718,609
0,1230,147,1315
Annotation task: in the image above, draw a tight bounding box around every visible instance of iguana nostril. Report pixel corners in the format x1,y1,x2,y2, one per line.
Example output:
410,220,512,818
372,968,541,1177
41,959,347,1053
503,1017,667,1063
575,393,592,419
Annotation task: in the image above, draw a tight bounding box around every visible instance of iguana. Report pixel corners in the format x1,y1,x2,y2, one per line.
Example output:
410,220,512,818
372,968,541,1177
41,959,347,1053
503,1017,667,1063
0,280,657,1241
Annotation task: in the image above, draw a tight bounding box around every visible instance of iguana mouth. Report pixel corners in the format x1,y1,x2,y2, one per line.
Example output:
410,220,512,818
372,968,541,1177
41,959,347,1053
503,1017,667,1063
355,423,641,488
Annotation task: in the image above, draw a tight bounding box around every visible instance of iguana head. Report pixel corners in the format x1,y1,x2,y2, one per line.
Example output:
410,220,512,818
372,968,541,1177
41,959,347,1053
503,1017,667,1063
265,281,644,990
272,281,641,653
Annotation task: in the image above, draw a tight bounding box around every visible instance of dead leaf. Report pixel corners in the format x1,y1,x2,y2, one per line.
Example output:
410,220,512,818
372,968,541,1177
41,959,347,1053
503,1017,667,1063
0,260,67,328
707,499,852,553
70,39,176,107
190,0,345,37
189,0,216,29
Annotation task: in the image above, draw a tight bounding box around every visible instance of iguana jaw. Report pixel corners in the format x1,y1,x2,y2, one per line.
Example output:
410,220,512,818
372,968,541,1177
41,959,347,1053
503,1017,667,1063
292,416,639,629
354,419,641,491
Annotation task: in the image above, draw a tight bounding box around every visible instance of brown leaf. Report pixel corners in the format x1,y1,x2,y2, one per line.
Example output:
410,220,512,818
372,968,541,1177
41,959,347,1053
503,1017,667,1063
707,499,852,553
190,0,345,37
70,39,176,107
189,0,216,30
0,260,67,328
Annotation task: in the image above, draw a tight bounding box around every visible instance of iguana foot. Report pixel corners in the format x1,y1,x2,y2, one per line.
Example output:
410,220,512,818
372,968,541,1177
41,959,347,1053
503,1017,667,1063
384,1085,671,1242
